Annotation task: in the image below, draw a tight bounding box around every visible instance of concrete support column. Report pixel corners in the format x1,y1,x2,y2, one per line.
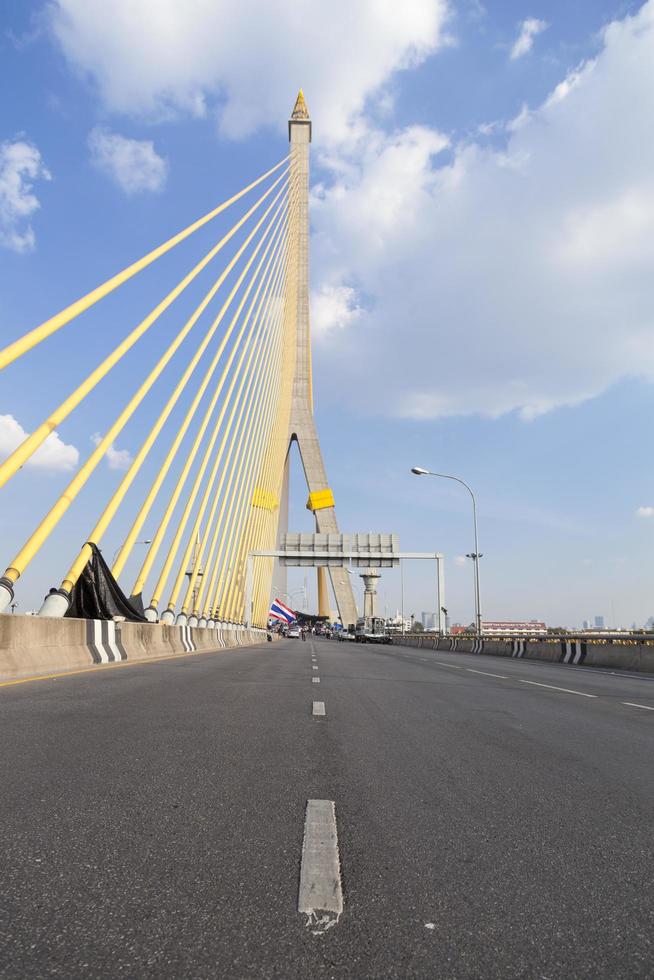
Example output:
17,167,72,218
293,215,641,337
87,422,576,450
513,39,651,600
317,566,330,618
359,568,381,619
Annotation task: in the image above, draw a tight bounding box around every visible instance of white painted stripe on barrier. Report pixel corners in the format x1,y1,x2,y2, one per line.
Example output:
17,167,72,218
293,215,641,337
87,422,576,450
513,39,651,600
105,622,123,662
93,621,110,663
180,625,196,653
298,800,343,933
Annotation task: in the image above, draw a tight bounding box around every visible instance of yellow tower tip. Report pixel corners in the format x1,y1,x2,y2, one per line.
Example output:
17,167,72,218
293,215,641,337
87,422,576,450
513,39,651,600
291,89,310,121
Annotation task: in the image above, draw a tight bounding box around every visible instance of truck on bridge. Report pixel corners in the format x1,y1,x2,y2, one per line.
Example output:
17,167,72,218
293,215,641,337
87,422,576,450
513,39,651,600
355,617,392,644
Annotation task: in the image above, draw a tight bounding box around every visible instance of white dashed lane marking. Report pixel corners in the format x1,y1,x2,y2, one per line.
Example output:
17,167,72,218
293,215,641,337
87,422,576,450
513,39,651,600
401,650,654,710
312,665,319,670
312,701,326,717
519,679,597,698
298,800,343,934
466,668,508,679
312,677,320,684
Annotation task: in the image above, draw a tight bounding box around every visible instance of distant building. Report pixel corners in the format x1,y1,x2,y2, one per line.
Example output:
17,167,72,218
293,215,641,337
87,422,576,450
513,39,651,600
421,611,437,629
582,620,592,630
481,621,547,636
450,625,468,635
594,615,605,629
385,611,412,634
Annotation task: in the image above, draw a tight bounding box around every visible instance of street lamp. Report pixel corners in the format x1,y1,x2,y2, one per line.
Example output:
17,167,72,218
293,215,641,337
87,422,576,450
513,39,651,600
112,539,151,566
411,466,483,637
279,586,306,610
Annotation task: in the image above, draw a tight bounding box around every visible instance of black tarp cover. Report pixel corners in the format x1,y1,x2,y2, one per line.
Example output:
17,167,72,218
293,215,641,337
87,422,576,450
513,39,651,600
65,543,147,622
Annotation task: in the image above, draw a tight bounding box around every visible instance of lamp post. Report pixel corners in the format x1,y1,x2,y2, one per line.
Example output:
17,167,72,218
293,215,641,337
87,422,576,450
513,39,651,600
411,467,483,637
112,539,151,566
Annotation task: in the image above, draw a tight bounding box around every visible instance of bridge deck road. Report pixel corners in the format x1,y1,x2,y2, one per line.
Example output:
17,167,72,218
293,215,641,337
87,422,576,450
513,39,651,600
1,636,653,979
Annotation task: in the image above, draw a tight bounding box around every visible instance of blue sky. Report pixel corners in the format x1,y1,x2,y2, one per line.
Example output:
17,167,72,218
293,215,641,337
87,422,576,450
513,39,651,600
1,0,654,626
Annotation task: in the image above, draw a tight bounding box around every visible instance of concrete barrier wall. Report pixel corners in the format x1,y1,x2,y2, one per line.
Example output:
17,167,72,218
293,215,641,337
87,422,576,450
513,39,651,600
0,615,269,683
392,634,654,674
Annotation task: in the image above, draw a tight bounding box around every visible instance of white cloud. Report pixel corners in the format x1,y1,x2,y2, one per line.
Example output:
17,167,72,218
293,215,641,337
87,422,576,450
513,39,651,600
310,1,654,420
88,127,167,194
91,433,133,470
0,140,51,252
311,285,363,337
510,18,548,60
49,0,449,140
636,506,654,518
0,414,78,472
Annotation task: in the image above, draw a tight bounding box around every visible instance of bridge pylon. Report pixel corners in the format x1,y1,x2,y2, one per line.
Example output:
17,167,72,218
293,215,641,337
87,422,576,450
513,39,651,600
283,91,358,627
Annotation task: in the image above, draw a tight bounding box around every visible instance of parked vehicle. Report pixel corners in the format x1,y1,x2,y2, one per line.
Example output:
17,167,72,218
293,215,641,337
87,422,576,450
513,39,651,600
287,626,301,638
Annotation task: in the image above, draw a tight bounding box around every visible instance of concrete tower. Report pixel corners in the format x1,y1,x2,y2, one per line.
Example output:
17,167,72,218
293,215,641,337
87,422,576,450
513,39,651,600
359,568,381,619
285,91,358,627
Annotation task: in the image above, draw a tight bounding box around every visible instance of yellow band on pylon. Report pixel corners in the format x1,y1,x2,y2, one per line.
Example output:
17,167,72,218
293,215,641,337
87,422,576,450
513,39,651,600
252,488,279,511
306,488,335,512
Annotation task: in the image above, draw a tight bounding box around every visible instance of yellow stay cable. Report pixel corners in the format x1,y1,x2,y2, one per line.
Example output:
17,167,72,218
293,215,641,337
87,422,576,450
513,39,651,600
1,182,288,592
181,244,290,615
114,190,293,585
0,156,289,371
59,189,291,593
207,332,285,622
0,169,288,492
198,287,287,621
216,230,296,622
146,206,290,612
197,349,281,621
163,223,290,615
227,230,297,622
239,268,296,624
129,197,291,602
246,385,293,626
221,338,292,624
207,245,293,622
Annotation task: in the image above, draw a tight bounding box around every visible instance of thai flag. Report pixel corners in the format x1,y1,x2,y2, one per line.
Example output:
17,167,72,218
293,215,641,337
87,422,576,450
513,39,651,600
268,598,296,624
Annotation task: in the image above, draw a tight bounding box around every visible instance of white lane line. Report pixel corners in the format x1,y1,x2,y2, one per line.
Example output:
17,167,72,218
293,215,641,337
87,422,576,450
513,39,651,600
312,677,320,684
312,665,319,670
519,679,597,698
312,701,326,717
622,701,654,711
298,800,343,934
432,661,464,670
466,668,508,679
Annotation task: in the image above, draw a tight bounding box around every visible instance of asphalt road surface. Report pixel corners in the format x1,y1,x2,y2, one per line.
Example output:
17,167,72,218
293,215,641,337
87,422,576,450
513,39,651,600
1,637,653,978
